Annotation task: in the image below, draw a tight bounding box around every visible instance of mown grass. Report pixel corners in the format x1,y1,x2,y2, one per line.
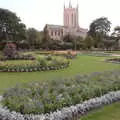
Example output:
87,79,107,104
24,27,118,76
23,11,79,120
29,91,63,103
0,55,120,94
81,102,120,120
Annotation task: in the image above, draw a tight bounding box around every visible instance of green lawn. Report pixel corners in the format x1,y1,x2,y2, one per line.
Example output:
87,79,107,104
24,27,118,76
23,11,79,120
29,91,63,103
81,102,120,120
0,55,120,94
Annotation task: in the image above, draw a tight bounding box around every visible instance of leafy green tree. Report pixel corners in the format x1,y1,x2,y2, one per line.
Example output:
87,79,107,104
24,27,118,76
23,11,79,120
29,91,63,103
63,34,75,49
26,28,43,49
88,17,111,48
42,25,51,49
110,26,120,49
102,37,116,50
27,28,37,46
112,26,120,40
74,36,84,50
0,8,26,43
84,35,93,49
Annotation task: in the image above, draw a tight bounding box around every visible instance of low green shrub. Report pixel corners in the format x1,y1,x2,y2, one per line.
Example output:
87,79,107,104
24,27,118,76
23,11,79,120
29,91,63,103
37,57,47,67
45,55,52,61
2,70,120,114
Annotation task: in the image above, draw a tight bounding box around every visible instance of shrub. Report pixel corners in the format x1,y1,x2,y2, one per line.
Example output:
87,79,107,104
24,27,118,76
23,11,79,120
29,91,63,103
3,43,17,59
45,55,52,61
37,57,47,67
65,51,77,59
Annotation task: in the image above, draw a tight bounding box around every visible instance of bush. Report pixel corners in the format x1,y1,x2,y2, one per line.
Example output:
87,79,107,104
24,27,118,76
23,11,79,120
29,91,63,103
3,43,17,59
37,57,47,67
65,51,77,59
45,55,52,61
2,70,120,114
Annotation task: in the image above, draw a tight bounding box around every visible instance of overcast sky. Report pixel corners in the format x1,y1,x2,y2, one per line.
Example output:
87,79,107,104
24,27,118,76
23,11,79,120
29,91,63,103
0,0,120,31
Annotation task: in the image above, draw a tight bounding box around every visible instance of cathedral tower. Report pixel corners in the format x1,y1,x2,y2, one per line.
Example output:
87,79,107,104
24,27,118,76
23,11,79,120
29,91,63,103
64,0,79,28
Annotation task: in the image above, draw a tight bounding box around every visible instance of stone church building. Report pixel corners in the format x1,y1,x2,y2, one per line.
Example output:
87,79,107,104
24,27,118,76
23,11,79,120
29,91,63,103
44,1,88,41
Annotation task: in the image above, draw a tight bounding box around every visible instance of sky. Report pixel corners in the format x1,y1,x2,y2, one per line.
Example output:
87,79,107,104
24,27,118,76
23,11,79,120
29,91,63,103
0,0,120,31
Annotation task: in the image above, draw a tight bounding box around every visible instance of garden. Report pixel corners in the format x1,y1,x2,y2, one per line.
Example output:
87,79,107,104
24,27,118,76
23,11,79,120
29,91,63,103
0,50,120,119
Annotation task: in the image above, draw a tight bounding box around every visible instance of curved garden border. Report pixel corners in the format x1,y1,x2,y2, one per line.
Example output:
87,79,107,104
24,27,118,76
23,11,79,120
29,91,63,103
0,90,120,120
106,58,120,64
0,62,70,72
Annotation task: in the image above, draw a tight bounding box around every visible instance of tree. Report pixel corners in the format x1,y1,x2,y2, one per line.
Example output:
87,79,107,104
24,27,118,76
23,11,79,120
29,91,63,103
110,26,120,49
112,26,120,40
42,25,51,49
26,28,43,49
84,35,93,49
74,36,84,50
63,34,75,49
27,28,37,46
88,17,111,48
0,8,26,43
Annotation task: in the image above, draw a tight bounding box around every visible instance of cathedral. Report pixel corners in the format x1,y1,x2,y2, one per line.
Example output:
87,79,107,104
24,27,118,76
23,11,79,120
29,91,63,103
44,1,88,41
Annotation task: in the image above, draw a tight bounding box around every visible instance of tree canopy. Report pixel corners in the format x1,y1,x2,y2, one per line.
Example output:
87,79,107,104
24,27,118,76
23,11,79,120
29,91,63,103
88,17,111,37
0,8,26,42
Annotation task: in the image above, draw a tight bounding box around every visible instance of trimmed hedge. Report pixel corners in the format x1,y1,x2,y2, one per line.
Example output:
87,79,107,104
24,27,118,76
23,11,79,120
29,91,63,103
2,70,120,114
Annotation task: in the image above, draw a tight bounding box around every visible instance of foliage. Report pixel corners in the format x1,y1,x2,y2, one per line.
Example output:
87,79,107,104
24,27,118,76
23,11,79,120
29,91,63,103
42,25,51,49
112,26,120,40
88,17,111,48
3,43,17,58
0,8,26,43
0,54,69,72
26,28,43,49
88,17,111,37
37,57,47,67
3,70,120,114
0,55,120,94
84,35,93,49
65,51,77,59
1,91,120,120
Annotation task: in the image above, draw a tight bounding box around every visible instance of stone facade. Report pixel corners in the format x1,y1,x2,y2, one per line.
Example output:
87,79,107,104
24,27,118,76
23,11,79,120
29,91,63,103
45,1,88,41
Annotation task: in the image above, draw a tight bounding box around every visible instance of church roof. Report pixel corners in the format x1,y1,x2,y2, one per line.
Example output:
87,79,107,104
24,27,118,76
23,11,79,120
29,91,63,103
46,24,64,29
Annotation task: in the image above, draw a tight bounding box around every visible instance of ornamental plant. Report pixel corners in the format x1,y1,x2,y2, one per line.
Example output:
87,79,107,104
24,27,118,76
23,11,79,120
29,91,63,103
3,43,17,59
2,70,120,114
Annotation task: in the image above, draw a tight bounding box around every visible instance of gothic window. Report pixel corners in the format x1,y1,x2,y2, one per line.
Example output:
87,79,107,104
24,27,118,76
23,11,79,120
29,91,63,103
72,14,74,26
58,31,60,36
61,30,63,36
67,14,69,25
55,31,57,36
74,13,76,26
51,31,53,36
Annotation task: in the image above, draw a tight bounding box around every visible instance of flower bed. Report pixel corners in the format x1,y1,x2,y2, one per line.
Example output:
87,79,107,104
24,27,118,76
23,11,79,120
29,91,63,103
107,58,120,64
2,70,120,114
0,91,120,120
80,52,111,57
36,51,77,59
0,56,70,72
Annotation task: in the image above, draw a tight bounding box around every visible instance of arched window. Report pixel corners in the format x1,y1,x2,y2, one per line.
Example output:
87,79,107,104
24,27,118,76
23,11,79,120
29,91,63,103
55,31,57,36
72,14,74,26
74,13,76,26
51,31,53,36
67,14,69,26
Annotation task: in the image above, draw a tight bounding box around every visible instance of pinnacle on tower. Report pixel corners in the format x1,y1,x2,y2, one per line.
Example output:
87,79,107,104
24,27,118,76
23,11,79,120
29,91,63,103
77,0,79,9
64,0,65,8
69,0,72,8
